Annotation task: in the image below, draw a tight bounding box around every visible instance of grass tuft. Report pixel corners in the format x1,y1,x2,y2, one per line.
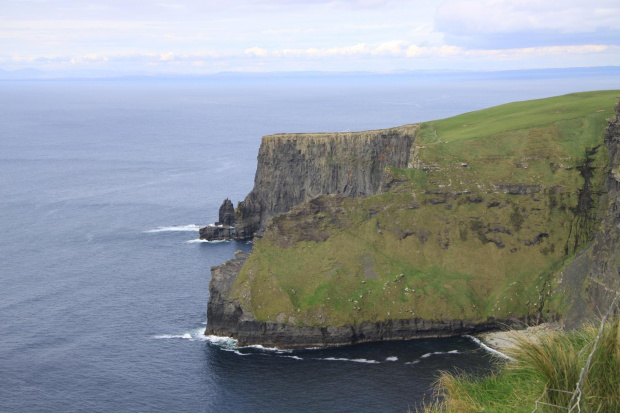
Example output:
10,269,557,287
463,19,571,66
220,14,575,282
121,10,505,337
420,318,620,412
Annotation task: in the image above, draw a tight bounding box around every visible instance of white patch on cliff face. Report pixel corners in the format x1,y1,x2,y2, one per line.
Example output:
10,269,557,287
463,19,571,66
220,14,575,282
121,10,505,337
144,224,200,233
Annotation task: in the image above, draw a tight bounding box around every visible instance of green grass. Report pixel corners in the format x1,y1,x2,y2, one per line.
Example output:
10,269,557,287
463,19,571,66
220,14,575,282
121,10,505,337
231,91,619,327
420,318,620,413
419,91,619,144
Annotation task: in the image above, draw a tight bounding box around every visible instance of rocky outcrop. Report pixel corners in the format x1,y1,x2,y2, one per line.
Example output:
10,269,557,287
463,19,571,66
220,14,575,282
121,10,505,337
235,125,417,236
199,199,252,241
205,251,532,348
206,251,251,335
218,199,235,226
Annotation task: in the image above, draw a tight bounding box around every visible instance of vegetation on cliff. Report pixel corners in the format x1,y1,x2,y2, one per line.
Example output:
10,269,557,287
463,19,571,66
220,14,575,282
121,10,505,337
229,90,619,329
420,317,620,413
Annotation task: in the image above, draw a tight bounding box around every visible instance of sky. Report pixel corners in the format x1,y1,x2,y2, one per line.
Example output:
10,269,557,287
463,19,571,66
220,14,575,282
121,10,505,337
1,0,619,75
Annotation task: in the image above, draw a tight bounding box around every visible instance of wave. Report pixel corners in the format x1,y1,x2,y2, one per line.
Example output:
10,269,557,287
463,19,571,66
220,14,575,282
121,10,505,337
145,224,200,233
152,328,238,346
385,356,398,362
152,333,193,340
185,238,229,244
464,335,513,361
241,344,293,353
420,350,459,359
320,357,380,364
220,348,252,356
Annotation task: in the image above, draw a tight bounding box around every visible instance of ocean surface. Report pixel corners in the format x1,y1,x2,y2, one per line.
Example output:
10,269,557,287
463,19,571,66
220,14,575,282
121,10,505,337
1,71,618,412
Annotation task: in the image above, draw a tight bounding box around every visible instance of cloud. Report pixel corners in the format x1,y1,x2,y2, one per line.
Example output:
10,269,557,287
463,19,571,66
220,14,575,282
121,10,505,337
245,47,268,57
235,41,617,61
436,0,620,48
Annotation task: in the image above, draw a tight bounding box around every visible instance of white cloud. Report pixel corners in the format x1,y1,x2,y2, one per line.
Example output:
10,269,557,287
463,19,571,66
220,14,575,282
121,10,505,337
436,0,620,35
245,47,268,57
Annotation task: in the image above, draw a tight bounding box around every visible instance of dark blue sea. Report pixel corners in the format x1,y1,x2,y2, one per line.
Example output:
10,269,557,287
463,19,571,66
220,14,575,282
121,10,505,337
1,71,618,412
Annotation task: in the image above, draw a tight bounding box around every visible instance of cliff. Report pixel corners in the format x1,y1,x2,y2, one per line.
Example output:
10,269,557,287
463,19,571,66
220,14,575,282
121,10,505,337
560,102,620,326
235,126,417,236
206,91,620,348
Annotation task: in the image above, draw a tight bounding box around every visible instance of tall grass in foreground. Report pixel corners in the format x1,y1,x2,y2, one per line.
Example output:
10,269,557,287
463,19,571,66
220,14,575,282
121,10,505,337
420,318,620,413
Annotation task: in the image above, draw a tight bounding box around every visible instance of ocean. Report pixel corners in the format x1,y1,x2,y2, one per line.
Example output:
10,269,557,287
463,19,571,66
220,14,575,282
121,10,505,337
1,70,618,412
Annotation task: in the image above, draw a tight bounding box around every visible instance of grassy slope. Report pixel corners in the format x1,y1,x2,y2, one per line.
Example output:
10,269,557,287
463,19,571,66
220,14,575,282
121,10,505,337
232,90,620,327
422,319,620,413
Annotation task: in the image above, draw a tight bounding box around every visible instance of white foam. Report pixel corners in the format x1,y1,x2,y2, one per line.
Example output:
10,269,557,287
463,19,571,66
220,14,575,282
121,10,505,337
145,224,200,233
241,344,292,353
385,356,398,362
464,335,514,361
283,355,303,360
152,334,187,340
405,360,420,365
420,350,459,359
185,239,229,244
203,334,238,347
152,327,207,342
221,348,251,356
321,357,380,364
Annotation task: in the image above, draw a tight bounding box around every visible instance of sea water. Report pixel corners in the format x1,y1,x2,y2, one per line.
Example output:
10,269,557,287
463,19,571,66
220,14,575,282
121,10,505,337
1,71,618,412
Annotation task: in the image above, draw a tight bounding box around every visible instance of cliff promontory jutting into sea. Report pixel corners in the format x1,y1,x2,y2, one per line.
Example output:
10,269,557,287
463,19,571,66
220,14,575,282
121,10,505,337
204,91,620,348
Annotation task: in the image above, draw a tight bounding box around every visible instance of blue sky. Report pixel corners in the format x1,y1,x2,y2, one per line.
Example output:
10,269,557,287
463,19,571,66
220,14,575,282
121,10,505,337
1,0,619,75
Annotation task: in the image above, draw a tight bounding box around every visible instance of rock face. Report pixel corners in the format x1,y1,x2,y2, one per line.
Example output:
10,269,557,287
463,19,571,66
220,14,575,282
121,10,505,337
235,125,417,236
218,198,235,226
576,103,620,318
198,199,252,241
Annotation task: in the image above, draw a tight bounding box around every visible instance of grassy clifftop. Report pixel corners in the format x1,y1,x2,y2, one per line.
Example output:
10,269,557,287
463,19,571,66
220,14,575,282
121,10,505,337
231,91,620,328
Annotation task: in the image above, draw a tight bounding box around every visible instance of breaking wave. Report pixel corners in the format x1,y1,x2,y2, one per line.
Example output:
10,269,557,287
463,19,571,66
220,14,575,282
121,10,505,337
145,224,200,233
185,239,229,244
320,357,380,364
464,335,513,361
420,350,459,359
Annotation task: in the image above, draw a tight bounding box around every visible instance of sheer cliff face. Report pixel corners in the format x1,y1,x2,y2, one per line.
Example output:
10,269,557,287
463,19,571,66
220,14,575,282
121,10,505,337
236,125,417,235
587,103,620,313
